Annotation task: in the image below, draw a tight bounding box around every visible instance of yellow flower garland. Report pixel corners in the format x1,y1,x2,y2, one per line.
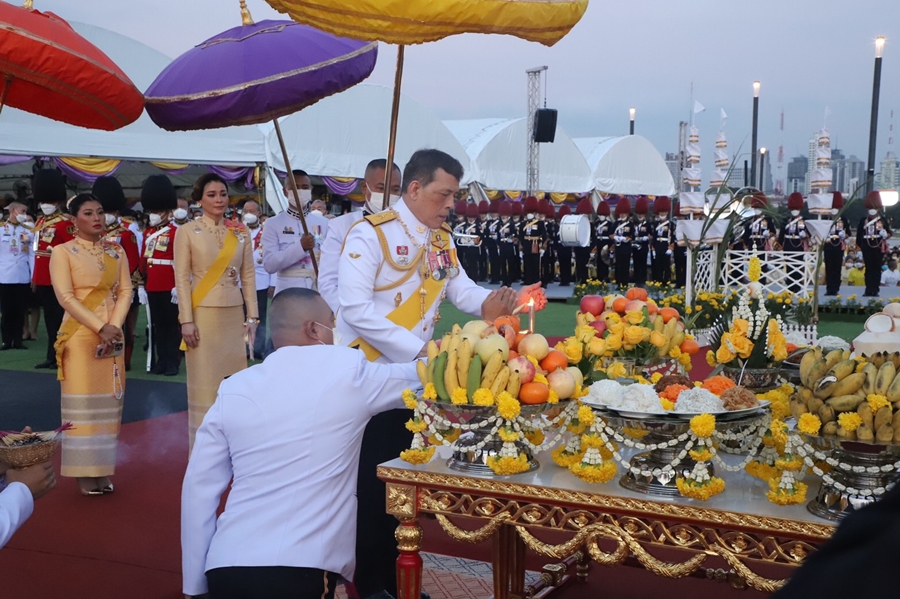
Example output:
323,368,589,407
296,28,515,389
547,389,560,404
496,392,521,420
402,388,418,410
745,460,779,481
400,447,435,465
867,394,890,412
577,404,595,427
689,413,716,438
422,383,437,401
405,418,427,434
551,446,584,468
569,461,617,484
765,479,808,506
451,387,468,405
498,427,520,443
797,413,822,436
689,448,713,462
473,387,494,406
487,454,530,476
838,412,862,433
676,476,725,500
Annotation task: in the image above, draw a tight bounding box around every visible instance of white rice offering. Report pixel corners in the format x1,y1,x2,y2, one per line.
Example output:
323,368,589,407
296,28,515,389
614,383,666,413
817,336,850,351
585,380,625,406
674,388,724,413
783,332,808,347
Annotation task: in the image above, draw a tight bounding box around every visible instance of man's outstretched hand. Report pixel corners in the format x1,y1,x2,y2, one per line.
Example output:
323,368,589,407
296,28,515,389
481,287,518,322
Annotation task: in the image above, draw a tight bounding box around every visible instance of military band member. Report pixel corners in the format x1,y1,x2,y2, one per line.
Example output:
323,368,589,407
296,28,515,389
824,192,849,296
140,175,181,376
262,170,329,294
319,160,401,312
497,200,518,286
93,177,141,371
595,200,613,283
485,200,501,283
857,191,892,297
241,200,270,358
632,196,651,287
0,201,33,350
510,200,523,282
612,197,635,286
780,193,810,253
453,201,481,277
337,149,517,599
650,196,673,284
574,197,594,284
477,200,490,282
31,169,74,369
673,202,687,287
539,199,556,286
741,193,777,252
555,204,572,286
520,196,545,285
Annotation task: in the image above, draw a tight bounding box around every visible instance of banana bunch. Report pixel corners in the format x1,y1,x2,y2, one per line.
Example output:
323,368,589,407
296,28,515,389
653,315,683,358
792,348,900,442
417,326,520,403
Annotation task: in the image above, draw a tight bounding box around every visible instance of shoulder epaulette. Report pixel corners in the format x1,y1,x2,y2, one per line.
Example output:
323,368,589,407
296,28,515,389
365,211,397,226
441,222,453,234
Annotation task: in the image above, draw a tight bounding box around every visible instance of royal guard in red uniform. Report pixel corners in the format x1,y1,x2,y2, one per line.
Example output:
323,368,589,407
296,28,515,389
539,198,556,286
824,192,850,296
510,200,524,282
519,196,545,285
555,204,572,286
779,192,811,293
673,201,687,287
485,200,501,283
92,176,141,370
650,196,673,284
612,197,635,287
632,196,651,286
140,175,181,376
574,197,594,284
477,199,490,281
31,169,74,369
858,191,892,297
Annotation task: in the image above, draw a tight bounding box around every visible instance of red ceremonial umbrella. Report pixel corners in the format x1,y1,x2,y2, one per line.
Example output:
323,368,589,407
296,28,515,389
0,0,143,130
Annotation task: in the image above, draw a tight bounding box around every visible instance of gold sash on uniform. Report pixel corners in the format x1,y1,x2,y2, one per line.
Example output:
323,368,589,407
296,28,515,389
55,252,119,381
180,231,239,351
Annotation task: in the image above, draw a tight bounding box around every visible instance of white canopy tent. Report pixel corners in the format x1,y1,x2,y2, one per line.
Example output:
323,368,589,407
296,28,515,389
574,135,675,196
0,22,265,166
444,118,593,193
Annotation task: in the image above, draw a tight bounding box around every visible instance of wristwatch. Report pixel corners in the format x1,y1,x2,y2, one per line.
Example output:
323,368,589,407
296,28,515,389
245,317,260,325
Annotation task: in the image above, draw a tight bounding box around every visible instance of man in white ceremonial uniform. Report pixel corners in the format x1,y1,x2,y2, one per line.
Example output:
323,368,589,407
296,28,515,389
241,200,271,357
262,170,330,295
1,429,56,549
181,288,421,599
319,159,402,312
338,149,517,599
0,201,34,350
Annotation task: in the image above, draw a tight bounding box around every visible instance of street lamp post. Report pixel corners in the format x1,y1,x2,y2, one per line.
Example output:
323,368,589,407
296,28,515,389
759,147,767,191
750,81,760,190
866,37,886,196
629,107,635,135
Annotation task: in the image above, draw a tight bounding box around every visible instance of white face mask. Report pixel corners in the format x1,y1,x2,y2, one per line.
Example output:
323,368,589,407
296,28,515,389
173,208,188,221
869,209,878,216
39,203,57,216
314,322,341,346
830,208,838,215
15,213,28,224
105,213,117,226
856,263,864,268
526,213,534,219
310,210,323,217
288,189,312,208
242,213,259,225
366,191,401,214
790,210,800,217
148,213,163,227
597,215,606,222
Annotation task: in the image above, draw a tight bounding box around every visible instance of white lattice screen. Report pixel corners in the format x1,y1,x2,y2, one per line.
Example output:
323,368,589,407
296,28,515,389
690,324,818,349
721,250,817,299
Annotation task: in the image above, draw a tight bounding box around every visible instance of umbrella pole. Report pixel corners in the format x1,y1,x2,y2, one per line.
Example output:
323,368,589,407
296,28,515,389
382,45,405,210
272,118,318,276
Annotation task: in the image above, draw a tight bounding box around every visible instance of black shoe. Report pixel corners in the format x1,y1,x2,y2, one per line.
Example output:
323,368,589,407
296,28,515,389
12,342,26,349
34,359,56,369
163,368,179,376
149,364,166,375
0,344,10,351
125,364,132,372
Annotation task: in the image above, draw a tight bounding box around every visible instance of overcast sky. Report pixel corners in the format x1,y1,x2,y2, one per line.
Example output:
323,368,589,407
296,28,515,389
40,0,900,185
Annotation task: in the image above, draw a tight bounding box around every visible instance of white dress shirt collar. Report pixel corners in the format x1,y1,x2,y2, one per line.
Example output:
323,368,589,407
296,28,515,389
393,199,430,247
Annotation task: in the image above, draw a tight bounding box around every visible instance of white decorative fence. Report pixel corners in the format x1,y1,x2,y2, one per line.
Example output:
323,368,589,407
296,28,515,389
720,250,817,299
689,324,818,349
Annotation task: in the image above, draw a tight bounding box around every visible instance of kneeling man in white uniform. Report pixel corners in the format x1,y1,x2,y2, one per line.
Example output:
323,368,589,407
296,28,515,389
181,287,421,599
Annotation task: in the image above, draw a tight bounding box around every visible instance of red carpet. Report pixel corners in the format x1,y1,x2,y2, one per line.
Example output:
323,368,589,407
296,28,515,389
0,352,756,599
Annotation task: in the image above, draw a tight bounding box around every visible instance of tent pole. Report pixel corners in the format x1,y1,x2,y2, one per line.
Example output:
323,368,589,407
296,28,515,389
272,117,318,276
0,76,12,116
382,45,405,210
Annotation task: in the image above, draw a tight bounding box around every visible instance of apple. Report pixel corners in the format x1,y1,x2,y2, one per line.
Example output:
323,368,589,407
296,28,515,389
518,333,550,361
580,295,605,317
567,366,584,388
463,319,491,337
548,368,576,400
588,319,607,336
625,299,646,313
498,324,517,347
475,334,510,363
508,356,536,384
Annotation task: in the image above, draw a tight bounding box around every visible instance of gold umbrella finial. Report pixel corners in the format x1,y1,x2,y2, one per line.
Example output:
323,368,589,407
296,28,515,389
24,0,34,10
239,0,254,26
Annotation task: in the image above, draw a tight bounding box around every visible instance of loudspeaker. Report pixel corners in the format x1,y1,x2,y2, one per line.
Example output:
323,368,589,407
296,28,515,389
533,108,557,143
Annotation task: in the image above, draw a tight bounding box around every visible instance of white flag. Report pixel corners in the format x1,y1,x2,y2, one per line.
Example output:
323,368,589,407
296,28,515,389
720,108,728,127
693,100,706,114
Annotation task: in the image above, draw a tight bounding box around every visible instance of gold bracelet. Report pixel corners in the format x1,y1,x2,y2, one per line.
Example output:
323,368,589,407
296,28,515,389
246,317,260,325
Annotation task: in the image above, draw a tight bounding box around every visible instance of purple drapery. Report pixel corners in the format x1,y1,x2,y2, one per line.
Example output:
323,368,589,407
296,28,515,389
48,156,120,183
0,155,32,166
321,176,358,195
206,165,255,188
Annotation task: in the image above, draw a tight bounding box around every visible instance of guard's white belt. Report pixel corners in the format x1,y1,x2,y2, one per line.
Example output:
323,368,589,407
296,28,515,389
278,266,316,278
148,259,174,266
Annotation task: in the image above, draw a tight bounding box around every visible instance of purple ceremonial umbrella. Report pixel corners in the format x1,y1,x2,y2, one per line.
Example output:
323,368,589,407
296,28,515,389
144,2,378,275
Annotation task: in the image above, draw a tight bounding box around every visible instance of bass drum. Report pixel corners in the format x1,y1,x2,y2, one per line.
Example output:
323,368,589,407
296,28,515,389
559,214,591,247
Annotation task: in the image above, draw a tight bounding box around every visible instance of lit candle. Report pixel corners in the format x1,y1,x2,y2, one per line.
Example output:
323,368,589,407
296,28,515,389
528,298,535,333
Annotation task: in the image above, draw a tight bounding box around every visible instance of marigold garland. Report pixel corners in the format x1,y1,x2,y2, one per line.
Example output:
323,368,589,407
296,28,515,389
837,412,862,433
551,446,584,468
451,387,468,405
422,383,437,401
525,429,545,445
690,413,716,438
775,455,804,472
402,388,418,410
765,479,808,506
577,405,595,427
650,372,663,384
689,448,713,462
400,447,435,465
496,392,521,420
797,413,822,436
547,389,560,404
745,460,779,481
660,398,676,411
487,454,530,476
428,428,461,445
622,427,649,439
472,387,494,406
498,427,520,443
533,373,549,385
569,461,617,484
748,255,762,282
405,418,427,433
676,476,725,501
867,394,890,412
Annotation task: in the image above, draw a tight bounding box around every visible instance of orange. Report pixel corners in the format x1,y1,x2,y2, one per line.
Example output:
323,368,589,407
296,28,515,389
680,339,700,355
626,287,648,301
540,350,569,372
514,332,528,350
612,297,628,314
646,299,658,316
519,382,550,404
494,315,521,334
508,349,519,361
659,307,679,323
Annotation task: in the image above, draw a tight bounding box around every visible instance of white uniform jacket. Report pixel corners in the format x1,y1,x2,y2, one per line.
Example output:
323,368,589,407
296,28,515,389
336,199,490,364
318,210,364,312
261,210,329,295
181,345,420,596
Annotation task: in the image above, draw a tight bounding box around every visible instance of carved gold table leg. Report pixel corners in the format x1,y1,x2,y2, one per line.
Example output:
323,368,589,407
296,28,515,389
387,484,422,599
493,524,526,599
575,550,590,583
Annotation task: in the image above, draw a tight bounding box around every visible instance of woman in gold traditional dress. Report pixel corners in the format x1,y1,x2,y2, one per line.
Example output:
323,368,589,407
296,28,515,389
50,194,133,496
175,173,257,450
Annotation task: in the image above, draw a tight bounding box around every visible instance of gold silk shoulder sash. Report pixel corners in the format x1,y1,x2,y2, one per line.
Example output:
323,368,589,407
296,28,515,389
179,230,239,351
55,251,119,381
